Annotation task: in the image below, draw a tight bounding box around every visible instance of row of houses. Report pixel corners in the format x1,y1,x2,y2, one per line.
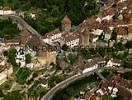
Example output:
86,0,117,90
0,6,16,15
41,0,132,49
96,75,132,99
79,74,132,100
74,56,120,74
42,16,80,48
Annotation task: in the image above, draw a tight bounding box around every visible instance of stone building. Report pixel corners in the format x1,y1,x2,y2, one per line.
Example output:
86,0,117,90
61,15,71,32
79,28,90,47
37,48,56,66
27,36,56,67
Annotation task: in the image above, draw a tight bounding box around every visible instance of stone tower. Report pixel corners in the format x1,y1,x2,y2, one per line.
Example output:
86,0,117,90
61,15,71,32
80,28,90,47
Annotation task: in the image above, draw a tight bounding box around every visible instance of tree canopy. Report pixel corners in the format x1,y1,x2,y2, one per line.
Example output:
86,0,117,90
3,91,22,100
0,0,98,34
3,48,18,67
25,53,32,64
16,67,30,84
0,19,20,39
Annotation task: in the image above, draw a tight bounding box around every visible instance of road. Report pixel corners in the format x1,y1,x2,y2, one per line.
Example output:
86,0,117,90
41,67,131,100
95,71,106,80
2,15,41,36
41,70,96,100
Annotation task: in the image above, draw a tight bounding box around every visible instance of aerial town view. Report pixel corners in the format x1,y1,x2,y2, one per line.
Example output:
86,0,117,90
0,0,132,100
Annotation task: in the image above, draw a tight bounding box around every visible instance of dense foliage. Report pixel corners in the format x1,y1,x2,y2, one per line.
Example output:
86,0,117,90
28,81,47,98
125,41,132,48
25,53,32,64
67,53,78,65
16,68,30,84
123,71,132,80
0,19,20,39
48,75,65,88
3,48,18,68
3,91,22,100
102,95,113,100
0,0,98,34
121,57,132,68
52,74,98,100
110,28,117,40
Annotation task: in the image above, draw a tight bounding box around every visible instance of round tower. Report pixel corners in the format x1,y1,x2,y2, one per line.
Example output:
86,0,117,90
61,15,71,32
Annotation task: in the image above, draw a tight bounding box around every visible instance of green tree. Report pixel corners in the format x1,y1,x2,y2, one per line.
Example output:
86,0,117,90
0,0,98,34
16,68,30,84
3,91,22,100
25,53,32,64
62,44,68,51
3,50,8,57
48,76,64,88
110,28,117,40
67,53,78,65
115,42,126,50
80,48,91,59
125,41,132,49
0,90,4,97
102,95,113,100
4,48,18,67
0,19,20,39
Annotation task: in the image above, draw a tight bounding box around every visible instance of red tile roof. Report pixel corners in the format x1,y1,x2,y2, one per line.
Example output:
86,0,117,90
116,26,128,35
63,31,79,42
128,25,132,33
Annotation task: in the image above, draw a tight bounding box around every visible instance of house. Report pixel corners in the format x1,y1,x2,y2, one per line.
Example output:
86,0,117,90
15,48,26,67
96,40,108,48
15,46,36,68
0,64,13,85
82,65,98,73
91,29,104,36
39,78,48,89
80,16,99,29
42,29,62,45
84,92,97,100
106,59,120,67
103,7,117,16
105,27,114,40
26,63,34,69
98,75,132,100
116,26,128,39
26,35,42,51
128,25,132,40
123,11,132,24
4,39,20,46
96,88,106,96
30,13,36,20
0,57,6,66
0,6,16,15
63,31,80,48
